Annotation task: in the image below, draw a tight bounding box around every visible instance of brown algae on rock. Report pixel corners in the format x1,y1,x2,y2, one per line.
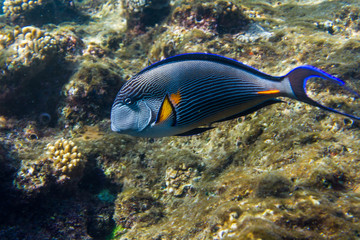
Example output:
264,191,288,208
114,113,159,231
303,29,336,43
1,0,360,239
60,57,125,125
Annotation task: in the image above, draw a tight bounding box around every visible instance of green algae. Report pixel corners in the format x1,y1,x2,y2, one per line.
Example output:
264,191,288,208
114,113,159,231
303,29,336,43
98,189,116,203
106,224,127,240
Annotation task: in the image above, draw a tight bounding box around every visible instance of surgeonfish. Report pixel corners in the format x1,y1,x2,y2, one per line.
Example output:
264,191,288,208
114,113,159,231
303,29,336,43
111,53,360,137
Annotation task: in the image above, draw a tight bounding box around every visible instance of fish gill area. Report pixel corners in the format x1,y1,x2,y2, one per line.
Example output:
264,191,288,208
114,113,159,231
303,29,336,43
0,0,360,239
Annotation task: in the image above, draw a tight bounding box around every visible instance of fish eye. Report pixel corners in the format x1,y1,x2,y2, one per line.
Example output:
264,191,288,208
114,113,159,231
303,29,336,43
124,98,132,105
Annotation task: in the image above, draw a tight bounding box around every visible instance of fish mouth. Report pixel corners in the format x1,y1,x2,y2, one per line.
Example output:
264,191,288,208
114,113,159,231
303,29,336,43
111,100,153,134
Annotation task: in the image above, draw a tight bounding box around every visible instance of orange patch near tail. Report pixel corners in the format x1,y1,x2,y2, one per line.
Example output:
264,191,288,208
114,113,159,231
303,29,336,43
257,89,280,94
170,91,181,105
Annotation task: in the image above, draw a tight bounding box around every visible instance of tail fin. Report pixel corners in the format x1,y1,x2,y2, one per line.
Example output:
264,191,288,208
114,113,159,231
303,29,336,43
286,66,360,121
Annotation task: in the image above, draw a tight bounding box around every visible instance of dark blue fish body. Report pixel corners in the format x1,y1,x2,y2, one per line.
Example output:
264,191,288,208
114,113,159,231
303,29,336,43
111,53,359,137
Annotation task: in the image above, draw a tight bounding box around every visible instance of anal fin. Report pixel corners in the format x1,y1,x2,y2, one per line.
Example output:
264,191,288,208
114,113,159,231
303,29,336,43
176,127,214,136
215,99,283,123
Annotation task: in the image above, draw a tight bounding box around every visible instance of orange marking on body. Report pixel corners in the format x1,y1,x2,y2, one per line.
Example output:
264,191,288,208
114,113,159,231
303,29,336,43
170,91,181,105
257,89,280,94
157,95,174,124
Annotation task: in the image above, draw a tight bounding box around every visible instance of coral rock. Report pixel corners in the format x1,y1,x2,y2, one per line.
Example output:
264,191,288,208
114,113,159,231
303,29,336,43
122,0,171,31
165,165,199,197
113,189,163,229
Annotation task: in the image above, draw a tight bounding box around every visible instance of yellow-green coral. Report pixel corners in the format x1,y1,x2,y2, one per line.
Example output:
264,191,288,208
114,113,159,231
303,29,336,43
0,26,57,68
46,139,84,178
3,0,47,17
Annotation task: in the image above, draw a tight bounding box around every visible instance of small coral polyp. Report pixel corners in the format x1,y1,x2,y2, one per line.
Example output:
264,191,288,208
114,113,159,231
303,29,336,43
46,139,83,177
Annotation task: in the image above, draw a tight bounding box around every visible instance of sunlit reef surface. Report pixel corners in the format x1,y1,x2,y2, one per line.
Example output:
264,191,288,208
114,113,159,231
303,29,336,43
1,0,360,239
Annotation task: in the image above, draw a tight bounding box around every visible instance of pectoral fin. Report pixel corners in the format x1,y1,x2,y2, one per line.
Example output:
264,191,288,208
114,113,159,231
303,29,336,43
155,95,177,126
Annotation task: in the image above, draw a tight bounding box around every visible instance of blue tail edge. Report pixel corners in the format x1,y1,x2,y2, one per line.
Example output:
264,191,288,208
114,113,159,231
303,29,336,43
286,65,360,121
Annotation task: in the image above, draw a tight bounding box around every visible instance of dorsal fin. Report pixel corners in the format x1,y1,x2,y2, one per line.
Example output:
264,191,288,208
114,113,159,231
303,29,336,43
138,53,282,81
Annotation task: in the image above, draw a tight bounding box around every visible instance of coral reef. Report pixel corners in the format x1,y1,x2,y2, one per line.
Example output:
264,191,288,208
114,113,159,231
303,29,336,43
61,57,125,125
171,1,250,34
1,0,360,239
14,138,86,197
122,0,171,31
0,25,58,74
165,164,199,197
2,0,86,25
0,25,60,115
315,5,360,36
113,188,163,229
14,157,53,197
2,0,47,17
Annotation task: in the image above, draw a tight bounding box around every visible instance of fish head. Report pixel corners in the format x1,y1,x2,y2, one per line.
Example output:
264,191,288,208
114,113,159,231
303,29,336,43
111,76,167,136
111,95,161,135
111,100,146,131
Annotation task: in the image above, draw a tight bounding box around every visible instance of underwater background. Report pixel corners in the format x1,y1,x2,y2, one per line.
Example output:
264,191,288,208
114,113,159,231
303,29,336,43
1,0,360,239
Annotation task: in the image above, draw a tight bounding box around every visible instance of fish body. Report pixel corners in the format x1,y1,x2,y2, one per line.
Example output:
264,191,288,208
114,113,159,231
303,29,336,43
111,53,359,137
